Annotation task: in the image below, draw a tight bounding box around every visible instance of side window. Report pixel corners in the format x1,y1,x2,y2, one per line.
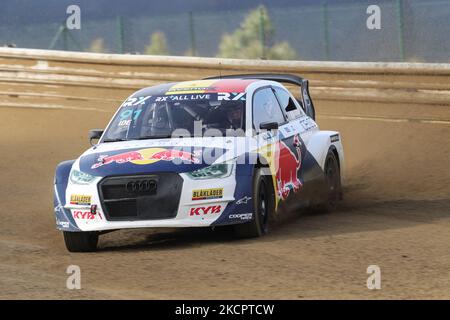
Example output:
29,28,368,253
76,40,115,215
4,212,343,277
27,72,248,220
273,87,304,121
252,87,286,131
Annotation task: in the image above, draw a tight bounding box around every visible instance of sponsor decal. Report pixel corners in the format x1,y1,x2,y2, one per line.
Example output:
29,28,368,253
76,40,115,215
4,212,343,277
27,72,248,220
73,210,95,220
118,109,142,121
189,205,222,216
56,220,70,229
70,194,91,206
299,118,316,132
262,131,274,141
217,92,246,101
91,148,201,169
122,95,152,107
165,80,216,95
236,196,252,205
165,79,255,95
229,213,253,221
330,134,340,143
156,94,211,101
192,188,223,201
275,134,303,200
125,92,245,104
118,119,132,127
72,210,103,220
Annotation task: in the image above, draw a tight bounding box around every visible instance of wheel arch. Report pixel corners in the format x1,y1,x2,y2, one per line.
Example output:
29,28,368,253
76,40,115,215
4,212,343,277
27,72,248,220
306,131,345,183
253,155,277,213
54,159,80,232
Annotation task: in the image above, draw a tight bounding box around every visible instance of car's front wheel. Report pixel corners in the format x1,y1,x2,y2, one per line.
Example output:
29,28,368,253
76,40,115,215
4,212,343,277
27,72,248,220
234,168,273,238
63,231,99,252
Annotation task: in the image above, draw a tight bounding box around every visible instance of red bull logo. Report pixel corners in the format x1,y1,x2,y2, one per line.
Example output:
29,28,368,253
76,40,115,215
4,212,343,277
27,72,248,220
91,148,201,169
274,135,303,200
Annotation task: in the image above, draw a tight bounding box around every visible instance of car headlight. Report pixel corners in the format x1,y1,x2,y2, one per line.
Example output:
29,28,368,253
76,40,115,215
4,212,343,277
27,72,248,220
69,170,97,185
186,163,234,179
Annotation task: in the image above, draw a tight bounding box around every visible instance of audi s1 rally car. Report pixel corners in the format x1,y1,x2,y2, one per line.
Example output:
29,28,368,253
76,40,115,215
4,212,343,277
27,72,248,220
54,74,344,252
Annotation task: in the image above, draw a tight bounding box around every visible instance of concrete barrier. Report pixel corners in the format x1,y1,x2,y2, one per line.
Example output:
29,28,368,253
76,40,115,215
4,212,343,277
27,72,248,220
0,47,449,109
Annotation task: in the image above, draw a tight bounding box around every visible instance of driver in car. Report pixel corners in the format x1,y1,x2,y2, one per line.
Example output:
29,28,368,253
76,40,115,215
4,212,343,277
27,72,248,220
226,104,242,129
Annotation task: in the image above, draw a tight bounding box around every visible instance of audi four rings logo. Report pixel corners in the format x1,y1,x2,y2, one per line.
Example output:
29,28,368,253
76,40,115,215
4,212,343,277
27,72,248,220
125,180,157,192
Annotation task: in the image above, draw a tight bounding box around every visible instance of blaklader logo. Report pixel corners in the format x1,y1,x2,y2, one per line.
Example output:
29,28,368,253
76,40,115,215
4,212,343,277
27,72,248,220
192,188,223,201
69,194,91,205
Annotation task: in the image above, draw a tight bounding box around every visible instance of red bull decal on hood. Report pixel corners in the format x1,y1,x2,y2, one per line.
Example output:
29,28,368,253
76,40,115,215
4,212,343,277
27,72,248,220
91,147,201,169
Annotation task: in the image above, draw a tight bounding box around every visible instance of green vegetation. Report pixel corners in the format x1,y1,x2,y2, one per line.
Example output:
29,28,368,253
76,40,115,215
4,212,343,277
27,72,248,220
88,38,106,53
145,31,170,55
217,6,297,60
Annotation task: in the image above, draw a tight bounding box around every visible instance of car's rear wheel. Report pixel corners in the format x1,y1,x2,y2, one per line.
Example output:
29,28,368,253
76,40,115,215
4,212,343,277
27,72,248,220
63,231,99,252
234,168,272,238
316,150,342,212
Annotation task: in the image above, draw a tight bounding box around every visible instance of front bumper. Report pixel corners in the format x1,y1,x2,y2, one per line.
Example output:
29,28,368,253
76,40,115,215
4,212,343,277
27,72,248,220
56,171,237,232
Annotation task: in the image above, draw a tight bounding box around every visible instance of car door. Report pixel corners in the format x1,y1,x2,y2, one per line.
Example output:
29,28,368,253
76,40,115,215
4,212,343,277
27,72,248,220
252,87,302,204
273,85,324,206
274,85,312,138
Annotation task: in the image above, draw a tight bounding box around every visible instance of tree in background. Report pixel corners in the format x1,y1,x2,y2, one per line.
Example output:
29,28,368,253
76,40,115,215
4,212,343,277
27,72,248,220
217,6,297,60
88,38,106,53
145,31,170,55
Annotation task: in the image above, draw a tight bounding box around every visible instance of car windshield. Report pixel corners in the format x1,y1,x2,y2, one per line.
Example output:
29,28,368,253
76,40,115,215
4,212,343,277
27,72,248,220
102,94,246,142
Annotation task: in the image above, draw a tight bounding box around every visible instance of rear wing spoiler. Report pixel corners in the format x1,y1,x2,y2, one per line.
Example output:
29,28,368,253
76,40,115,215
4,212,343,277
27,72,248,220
204,73,315,120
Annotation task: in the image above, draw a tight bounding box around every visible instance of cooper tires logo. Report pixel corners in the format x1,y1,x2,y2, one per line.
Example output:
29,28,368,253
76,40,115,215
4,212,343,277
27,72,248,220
229,213,253,220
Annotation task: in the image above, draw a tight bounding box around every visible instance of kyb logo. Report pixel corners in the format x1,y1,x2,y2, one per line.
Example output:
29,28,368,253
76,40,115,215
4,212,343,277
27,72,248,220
73,211,95,220
190,205,222,216
366,265,381,290
66,265,81,290
66,5,81,30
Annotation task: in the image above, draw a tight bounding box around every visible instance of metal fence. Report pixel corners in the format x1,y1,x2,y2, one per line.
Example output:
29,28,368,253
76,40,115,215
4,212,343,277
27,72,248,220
0,0,449,62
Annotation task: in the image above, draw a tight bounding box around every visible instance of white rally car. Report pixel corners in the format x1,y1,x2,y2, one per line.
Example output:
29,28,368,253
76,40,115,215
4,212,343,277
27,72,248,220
54,74,344,252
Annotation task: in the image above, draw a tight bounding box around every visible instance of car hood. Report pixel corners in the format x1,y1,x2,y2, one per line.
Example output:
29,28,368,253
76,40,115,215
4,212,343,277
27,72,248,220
77,137,247,177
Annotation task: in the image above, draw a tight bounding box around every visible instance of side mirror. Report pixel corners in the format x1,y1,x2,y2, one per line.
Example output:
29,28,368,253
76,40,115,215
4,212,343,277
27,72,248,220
259,121,279,131
89,129,104,146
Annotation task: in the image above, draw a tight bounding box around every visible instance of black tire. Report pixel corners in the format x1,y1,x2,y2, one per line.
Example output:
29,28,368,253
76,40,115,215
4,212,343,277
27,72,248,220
63,231,99,252
234,168,273,238
316,150,342,212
